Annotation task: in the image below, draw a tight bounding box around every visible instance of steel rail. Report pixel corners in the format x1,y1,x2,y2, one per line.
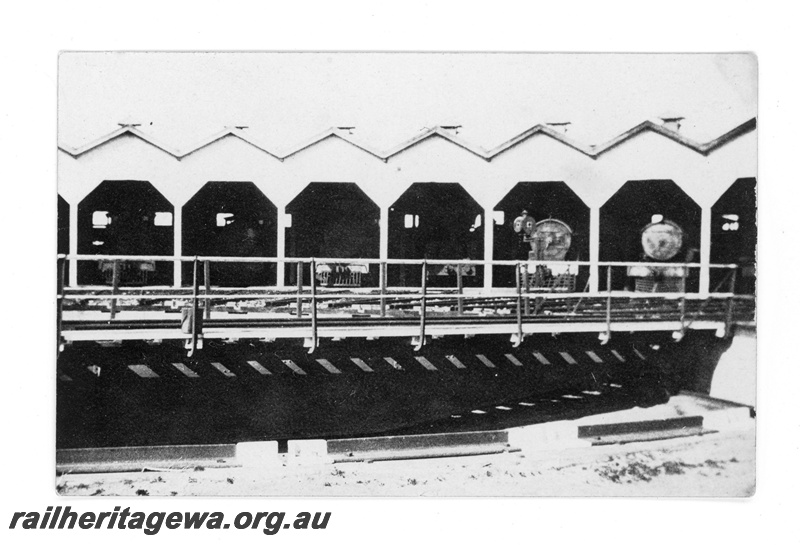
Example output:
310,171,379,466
61,301,752,326
62,308,753,332
55,391,752,472
57,253,743,269
57,254,753,349
58,290,748,302
60,322,746,344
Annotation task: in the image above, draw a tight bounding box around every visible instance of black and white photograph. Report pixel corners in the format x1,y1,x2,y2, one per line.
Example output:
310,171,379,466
54,51,756,497
4,5,799,542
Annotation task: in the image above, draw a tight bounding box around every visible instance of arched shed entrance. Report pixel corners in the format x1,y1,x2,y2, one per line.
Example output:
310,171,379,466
77,180,174,286
493,181,590,289
388,183,484,287
600,180,701,291
285,183,380,286
711,177,756,294
182,182,277,287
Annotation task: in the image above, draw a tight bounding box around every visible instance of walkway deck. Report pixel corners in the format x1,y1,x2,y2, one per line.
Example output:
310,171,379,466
57,255,754,349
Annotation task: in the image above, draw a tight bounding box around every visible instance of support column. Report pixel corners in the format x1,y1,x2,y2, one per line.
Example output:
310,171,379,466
483,207,494,290
68,201,78,287
172,205,182,287
276,206,287,287
589,206,600,293
699,205,712,295
379,205,389,286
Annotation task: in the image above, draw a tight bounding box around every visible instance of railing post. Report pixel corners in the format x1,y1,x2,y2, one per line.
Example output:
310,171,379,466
725,267,738,335
379,261,387,318
417,260,427,350
189,257,200,356
456,263,464,316
109,259,120,320
56,256,66,355
310,258,318,353
523,263,530,316
296,261,303,317
605,265,612,337
515,262,523,345
204,260,211,320
679,264,688,334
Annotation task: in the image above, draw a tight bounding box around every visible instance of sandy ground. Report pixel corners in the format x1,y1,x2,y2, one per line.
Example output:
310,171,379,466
56,426,754,497
710,329,756,406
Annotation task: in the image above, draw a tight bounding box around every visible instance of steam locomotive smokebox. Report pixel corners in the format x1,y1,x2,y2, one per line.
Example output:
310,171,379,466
181,307,203,334
518,218,577,292
630,220,688,292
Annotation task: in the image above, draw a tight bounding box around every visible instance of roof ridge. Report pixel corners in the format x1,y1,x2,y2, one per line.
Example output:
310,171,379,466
486,124,593,158
177,127,281,160
58,117,757,161
281,127,385,161
58,126,181,158
383,126,489,160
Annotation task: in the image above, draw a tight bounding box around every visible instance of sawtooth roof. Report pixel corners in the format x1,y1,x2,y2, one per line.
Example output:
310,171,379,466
58,117,757,162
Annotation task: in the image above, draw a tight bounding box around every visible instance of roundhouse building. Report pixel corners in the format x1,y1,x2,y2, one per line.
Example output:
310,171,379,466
57,118,757,294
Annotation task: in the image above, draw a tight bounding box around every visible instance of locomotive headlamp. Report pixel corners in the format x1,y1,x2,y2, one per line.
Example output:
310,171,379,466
513,211,536,236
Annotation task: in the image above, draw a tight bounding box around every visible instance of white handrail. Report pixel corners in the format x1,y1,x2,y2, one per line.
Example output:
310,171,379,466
57,254,744,269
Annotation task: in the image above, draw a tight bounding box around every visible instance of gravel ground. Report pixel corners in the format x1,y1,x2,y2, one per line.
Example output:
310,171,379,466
56,426,754,497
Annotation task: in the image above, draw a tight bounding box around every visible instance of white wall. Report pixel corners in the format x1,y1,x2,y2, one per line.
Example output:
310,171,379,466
57,124,757,287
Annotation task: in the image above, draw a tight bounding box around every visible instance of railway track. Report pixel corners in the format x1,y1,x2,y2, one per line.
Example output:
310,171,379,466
60,291,755,346
60,302,754,349
64,302,751,329
56,260,755,475
55,390,753,474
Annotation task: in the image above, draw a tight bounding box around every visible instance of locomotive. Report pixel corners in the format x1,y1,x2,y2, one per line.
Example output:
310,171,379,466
513,210,577,292
627,219,693,292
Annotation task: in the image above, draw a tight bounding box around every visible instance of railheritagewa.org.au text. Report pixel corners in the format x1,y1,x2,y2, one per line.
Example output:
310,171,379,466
9,506,330,535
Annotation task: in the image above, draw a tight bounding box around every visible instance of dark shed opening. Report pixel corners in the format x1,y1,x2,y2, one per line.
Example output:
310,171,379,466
57,195,70,282
493,181,590,289
285,183,380,287
388,183,484,287
600,180,701,291
182,182,277,287
711,177,756,294
77,180,173,286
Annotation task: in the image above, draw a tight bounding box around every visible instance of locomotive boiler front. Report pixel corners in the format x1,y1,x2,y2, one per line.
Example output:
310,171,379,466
640,220,684,261
513,212,576,292
628,219,689,292
529,218,573,262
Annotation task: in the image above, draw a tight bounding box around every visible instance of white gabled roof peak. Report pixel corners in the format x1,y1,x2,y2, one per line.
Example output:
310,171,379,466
58,117,757,162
